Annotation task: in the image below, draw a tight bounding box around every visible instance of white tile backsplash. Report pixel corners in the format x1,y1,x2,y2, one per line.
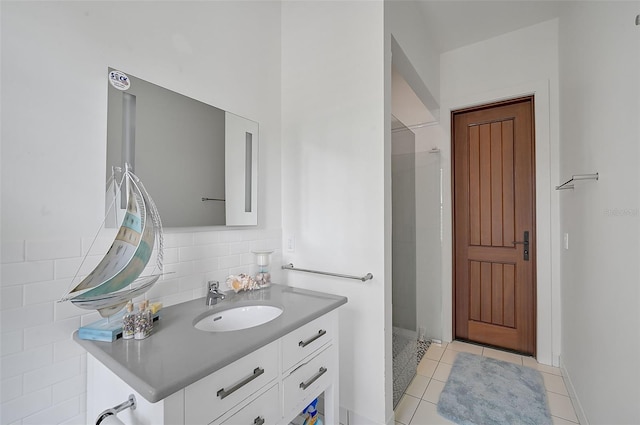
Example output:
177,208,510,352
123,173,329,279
1,302,54,333
218,254,243,269
26,239,82,261
0,387,52,425
59,412,86,425
52,373,86,404
23,317,80,350
145,279,181,300
23,279,70,306
53,299,86,321
23,356,81,393
82,233,117,256
0,228,281,424
162,261,194,280
1,345,53,380
0,330,23,357
1,286,23,310
53,339,86,363
79,311,102,327
1,260,54,286
22,395,81,425
228,241,250,255
193,231,220,245
164,232,195,248
192,257,220,273
178,275,206,292
1,240,25,264
1,375,23,404
54,255,102,280
162,247,180,264
218,230,245,243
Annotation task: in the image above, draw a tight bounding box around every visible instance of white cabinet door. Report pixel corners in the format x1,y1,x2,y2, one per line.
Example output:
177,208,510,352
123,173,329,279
218,384,280,425
185,341,278,424
282,345,335,421
281,313,333,373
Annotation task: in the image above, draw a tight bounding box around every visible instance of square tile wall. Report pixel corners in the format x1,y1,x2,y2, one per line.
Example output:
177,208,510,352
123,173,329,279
1,228,281,424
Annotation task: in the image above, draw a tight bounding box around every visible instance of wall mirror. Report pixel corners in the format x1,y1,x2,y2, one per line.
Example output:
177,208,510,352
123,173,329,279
105,68,258,227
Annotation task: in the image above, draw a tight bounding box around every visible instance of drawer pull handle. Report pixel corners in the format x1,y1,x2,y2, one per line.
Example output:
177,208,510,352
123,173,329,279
254,416,265,425
299,367,328,390
299,329,327,347
217,367,264,400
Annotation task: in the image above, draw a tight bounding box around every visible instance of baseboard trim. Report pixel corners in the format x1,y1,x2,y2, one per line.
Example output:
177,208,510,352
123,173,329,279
341,408,391,425
386,408,396,425
559,355,589,425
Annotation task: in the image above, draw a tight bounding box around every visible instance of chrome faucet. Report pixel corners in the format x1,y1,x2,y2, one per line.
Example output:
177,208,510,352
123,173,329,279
206,281,225,306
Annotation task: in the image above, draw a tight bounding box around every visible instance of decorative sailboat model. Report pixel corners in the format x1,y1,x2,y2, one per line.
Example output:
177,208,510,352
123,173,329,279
60,164,164,318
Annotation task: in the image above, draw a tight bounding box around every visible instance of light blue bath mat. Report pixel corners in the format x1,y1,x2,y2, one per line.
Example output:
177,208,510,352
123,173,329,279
437,352,552,425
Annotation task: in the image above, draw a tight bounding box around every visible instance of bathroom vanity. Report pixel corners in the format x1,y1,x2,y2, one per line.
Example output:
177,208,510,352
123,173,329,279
75,284,347,425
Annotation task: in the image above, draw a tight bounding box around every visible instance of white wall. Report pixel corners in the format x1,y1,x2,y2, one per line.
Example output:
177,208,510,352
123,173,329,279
280,2,388,423
439,19,561,366
385,1,440,116
0,2,282,423
558,3,640,423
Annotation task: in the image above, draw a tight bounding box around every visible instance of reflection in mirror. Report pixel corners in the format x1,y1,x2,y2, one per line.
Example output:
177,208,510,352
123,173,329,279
106,68,258,227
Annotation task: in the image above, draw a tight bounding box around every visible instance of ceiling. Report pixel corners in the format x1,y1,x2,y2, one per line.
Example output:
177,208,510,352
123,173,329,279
416,0,564,53
391,1,565,128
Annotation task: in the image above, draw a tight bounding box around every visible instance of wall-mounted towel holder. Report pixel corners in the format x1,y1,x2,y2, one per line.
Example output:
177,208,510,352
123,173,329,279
95,394,136,425
555,173,598,190
282,263,373,282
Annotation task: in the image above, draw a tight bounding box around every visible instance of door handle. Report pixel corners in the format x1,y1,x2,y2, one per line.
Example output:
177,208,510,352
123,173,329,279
512,231,529,261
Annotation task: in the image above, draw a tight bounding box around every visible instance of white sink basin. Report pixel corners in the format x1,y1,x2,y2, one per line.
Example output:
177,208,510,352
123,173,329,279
194,305,283,332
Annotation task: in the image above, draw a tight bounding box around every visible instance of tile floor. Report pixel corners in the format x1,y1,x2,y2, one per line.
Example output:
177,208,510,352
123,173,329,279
394,341,580,425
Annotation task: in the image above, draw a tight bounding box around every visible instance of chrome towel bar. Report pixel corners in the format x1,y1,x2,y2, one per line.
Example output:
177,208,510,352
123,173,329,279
555,173,598,190
282,263,373,282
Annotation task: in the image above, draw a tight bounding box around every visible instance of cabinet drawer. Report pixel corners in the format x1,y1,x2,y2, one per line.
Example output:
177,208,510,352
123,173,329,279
185,340,278,424
281,313,332,372
217,383,280,425
283,345,334,419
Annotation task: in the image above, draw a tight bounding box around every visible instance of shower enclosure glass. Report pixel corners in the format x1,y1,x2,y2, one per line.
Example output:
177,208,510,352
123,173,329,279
391,117,443,408
416,147,442,344
391,116,418,408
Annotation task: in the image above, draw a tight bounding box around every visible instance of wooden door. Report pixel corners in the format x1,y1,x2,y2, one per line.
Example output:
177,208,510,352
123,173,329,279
452,96,536,355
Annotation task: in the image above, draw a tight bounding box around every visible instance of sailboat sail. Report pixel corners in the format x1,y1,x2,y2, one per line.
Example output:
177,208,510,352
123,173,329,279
61,166,163,317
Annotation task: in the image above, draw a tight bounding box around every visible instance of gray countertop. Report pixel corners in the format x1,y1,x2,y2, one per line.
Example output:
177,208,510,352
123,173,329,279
74,284,347,403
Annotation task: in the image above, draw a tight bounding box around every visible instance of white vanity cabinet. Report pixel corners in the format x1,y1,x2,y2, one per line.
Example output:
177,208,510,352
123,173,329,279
281,313,333,372
219,383,280,425
86,309,339,425
185,340,279,424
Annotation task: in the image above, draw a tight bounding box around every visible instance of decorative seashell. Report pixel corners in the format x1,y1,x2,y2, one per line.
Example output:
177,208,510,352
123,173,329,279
227,273,260,292
226,275,242,293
